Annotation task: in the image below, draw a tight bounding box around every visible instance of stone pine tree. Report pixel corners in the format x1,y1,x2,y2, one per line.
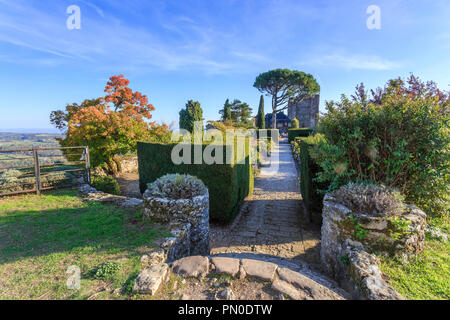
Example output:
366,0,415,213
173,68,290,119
256,95,265,129
179,100,203,133
253,69,320,128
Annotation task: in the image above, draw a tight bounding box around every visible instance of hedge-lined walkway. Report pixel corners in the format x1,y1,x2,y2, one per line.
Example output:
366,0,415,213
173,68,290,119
210,138,322,270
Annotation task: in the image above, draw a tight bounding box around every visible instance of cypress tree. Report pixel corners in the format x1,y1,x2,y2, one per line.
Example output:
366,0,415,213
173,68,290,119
220,99,232,121
256,95,265,129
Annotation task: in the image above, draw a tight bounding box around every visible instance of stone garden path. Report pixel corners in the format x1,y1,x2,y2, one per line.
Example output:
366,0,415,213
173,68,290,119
210,138,322,270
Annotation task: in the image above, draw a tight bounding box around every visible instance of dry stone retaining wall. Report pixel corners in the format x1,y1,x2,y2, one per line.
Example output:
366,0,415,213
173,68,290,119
320,193,427,300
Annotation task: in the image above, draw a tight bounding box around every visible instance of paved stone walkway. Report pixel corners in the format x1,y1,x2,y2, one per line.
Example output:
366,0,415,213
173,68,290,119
210,138,322,270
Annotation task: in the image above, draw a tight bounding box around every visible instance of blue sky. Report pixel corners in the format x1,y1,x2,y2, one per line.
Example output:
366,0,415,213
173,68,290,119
0,0,449,131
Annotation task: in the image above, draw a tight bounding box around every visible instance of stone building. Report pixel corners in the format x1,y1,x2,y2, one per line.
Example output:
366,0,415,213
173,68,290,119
264,112,291,132
287,95,320,128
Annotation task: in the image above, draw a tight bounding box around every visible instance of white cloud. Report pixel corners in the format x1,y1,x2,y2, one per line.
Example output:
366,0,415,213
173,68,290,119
231,51,270,62
303,53,401,71
0,0,271,74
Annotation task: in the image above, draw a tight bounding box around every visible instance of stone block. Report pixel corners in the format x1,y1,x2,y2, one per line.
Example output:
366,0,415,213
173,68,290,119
133,263,169,295
172,256,209,279
211,257,240,277
241,259,277,282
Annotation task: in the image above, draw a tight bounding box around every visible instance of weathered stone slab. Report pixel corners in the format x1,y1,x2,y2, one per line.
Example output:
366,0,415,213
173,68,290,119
172,256,209,278
277,267,343,300
211,257,240,277
133,263,169,295
241,259,277,282
140,249,166,267
271,279,309,300
121,198,143,207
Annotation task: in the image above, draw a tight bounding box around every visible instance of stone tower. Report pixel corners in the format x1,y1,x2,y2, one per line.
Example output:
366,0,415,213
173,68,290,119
287,95,320,129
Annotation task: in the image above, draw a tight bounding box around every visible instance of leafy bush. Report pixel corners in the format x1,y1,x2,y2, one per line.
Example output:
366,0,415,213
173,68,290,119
331,183,405,217
137,138,253,223
288,128,313,143
92,261,121,280
91,176,120,195
290,117,299,128
146,174,207,199
312,76,449,216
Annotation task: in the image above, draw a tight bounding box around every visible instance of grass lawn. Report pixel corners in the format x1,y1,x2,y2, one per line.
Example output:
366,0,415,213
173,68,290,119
379,215,450,300
0,189,168,300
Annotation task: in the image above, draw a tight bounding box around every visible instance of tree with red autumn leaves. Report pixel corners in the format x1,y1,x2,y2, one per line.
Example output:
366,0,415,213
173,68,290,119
51,74,171,173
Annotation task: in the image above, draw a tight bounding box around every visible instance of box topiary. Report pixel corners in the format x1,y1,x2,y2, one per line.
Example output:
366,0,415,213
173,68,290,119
137,138,253,223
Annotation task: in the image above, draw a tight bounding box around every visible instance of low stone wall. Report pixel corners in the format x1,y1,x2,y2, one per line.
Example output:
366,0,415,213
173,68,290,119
80,183,209,266
134,190,212,295
79,184,143,207
133,255,348,299
321,193,427,300
91,155,138,176
119,155,138,173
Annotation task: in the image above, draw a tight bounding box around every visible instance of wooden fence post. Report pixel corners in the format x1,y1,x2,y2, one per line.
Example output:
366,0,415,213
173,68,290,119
33,148,41,195
85,146,91,184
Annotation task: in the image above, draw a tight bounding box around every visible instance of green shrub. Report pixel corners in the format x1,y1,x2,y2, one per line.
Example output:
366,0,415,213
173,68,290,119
92,261,121,280
288,128,313,143
297,134,328,223
312,77,449,216
137,138,253,223
91,176,120,195
290,118,299,128
147,173,207,199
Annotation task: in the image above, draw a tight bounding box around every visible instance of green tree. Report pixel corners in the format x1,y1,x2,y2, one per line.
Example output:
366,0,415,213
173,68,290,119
253,69,320,128
233,100,253,127
179,100,203,132
256,95,265,129
311,75,449,216
227,99,253,127
50,98,103,131
219,98,232,121
50,74,167,174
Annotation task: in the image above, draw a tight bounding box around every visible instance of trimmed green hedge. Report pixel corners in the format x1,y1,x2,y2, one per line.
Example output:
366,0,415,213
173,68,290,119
256,129,278,140
288,128,313,143
298,138,327,224
137,139,253,223
91,176,120,195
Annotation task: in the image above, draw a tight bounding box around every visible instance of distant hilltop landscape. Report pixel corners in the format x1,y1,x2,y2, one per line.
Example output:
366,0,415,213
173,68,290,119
0,132,63,151
0,128,61,134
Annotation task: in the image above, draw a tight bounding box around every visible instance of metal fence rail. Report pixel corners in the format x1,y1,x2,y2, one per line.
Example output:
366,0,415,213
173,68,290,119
0,146,91,197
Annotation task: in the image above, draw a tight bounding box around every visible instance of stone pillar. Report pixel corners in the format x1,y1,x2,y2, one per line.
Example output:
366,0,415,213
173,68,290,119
143,189,210,257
